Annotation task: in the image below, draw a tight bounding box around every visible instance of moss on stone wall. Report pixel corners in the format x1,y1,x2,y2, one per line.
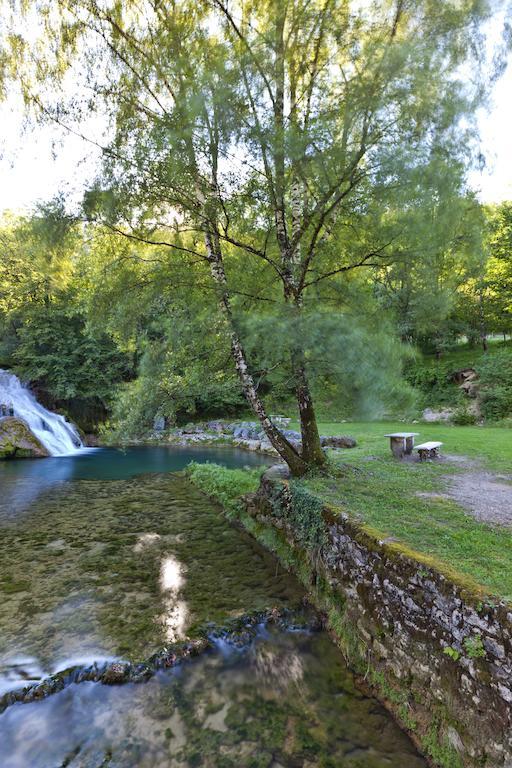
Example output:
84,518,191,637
236,473,512,768
186,462,512,768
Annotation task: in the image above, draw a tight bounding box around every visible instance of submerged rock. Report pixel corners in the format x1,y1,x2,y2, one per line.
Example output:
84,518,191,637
0,417,50,459
102,662,131,685
0,606,319,713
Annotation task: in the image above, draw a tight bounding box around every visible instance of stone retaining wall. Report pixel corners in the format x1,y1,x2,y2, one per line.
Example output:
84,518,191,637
246,471,512,768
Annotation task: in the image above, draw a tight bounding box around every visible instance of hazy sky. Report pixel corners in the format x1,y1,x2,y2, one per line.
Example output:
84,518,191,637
0,14,511,217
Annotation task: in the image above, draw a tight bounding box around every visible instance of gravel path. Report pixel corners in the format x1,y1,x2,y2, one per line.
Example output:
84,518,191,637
415,455,512,528
446,469,512,528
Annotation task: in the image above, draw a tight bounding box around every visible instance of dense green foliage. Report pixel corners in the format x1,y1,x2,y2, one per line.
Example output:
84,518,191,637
0,205,132,429
12,303,127,402
404,359,461,408
272,482,327,552
0,2,510,443
3,203,512,430
477,350,512,421
185,462,262,519
1,0,501,471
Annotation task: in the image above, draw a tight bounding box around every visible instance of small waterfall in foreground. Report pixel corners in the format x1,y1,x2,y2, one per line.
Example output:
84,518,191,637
0,369,83,456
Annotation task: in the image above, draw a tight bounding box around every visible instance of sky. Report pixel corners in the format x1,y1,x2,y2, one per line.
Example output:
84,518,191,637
468,63,512,202
0,11,511,216
0,93,104,217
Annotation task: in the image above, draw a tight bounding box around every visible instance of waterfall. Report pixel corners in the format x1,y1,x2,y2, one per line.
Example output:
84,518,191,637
0,370,83,456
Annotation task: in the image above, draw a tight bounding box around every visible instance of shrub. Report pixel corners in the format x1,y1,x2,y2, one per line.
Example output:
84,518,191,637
404,360,460,407
477,351,512,421
288,482,328,551
186,462,262,518
269,481,327,552
443,646,461,662
451,405,477,426
463,634,485,659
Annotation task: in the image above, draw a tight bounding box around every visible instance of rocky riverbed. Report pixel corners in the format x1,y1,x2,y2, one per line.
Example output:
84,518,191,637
0,446,426,768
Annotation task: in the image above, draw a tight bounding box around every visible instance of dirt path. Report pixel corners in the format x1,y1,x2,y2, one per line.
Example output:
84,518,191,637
445,466,512,528
417,455,512,528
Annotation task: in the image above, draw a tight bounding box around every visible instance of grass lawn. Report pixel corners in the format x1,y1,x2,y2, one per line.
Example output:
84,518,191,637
289,421,512,600
304,420,512,472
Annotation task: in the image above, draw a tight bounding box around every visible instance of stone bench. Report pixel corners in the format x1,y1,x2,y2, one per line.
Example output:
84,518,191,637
415,441,443,461
384,432,419,458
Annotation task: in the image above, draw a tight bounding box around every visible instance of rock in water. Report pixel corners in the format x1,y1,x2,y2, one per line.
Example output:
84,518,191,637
0,369,83,455
0,417,50,458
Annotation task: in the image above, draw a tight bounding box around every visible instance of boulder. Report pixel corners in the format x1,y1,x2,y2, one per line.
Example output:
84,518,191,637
320,435,357,449
460,380,479,397
422,408,454,423
258,441,280,456
181,424,203,434
0,417,50,458
233,426,249,439
206,421,227,432
452,368,477,384
263,463,291,481
233,439,261,451
282,429,302,441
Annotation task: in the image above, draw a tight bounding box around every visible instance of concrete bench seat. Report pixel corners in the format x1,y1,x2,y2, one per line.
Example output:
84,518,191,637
415,441,442,460
384,432,419,458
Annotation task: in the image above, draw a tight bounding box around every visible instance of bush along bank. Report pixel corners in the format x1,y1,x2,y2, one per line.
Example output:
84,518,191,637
187,463,512,768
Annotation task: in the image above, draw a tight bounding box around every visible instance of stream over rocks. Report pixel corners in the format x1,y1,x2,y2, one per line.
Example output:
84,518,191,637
0,447,427,767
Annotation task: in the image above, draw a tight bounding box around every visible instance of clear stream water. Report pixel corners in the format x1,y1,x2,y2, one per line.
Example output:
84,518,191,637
0,447,427,767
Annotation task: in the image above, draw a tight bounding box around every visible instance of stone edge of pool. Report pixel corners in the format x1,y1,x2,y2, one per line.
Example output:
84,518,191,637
230,467,512,768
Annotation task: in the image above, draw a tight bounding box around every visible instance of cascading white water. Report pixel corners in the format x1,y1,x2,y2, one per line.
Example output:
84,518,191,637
0,369,83,456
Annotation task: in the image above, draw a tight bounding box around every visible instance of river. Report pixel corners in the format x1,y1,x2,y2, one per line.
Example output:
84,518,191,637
0,446,426,767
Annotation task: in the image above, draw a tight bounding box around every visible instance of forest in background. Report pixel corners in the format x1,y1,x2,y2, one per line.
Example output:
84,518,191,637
1,196,511,436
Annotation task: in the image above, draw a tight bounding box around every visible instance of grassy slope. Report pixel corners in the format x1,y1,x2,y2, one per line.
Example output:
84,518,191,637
290,421,512,600
423,337,512,370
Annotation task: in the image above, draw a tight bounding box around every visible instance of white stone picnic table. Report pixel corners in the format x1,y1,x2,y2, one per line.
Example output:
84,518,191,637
384,432,419,458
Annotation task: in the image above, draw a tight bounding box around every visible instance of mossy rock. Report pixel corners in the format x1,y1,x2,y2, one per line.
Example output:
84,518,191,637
0,417,50,459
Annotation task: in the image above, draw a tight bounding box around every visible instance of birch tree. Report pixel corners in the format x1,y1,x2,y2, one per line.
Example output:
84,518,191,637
1,0,492,474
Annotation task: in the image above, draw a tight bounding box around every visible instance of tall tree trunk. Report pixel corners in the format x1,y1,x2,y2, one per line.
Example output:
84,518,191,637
288,295,325,468
187,120,309,473
294,352,325,466
284,51,325,470
479,287,488,352
288,195,324,466
205,230,309,476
